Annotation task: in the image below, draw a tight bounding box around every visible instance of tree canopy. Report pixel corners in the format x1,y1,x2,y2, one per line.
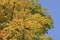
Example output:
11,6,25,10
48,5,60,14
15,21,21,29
0,0,53,40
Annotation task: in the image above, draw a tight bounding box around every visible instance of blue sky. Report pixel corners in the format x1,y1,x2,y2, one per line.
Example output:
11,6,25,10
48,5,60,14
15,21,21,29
39,0,60,40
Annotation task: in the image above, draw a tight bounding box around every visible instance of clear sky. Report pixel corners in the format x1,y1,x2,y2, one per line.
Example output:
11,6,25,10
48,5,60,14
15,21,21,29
39,0,60,40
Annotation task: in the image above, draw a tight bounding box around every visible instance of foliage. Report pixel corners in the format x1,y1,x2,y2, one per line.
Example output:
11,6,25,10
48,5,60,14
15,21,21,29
0,0,53,40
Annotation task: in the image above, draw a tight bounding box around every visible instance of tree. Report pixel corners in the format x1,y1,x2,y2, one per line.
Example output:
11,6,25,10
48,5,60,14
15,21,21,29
0,0,53,40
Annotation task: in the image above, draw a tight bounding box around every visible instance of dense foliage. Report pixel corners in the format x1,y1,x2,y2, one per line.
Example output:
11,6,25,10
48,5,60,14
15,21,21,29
0,0,53,40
